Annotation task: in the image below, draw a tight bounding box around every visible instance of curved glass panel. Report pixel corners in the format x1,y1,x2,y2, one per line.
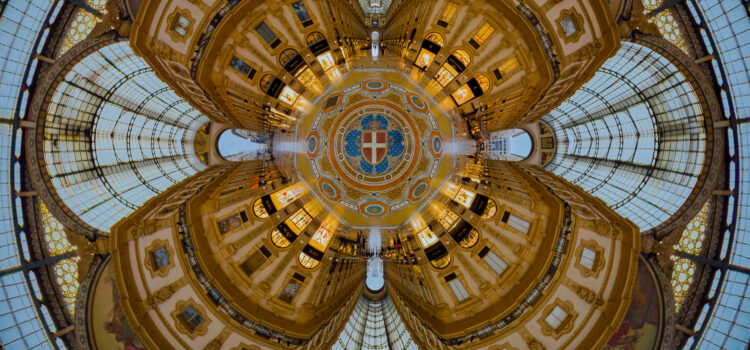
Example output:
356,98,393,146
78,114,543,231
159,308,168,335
543,42,706,231
689,1,750,349
43,42,208,231
0,1,62,348
333,295,418,349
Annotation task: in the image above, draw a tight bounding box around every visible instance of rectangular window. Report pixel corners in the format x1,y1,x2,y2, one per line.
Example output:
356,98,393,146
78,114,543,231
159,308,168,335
151,247,169,270
434,64,458,86
217,212,244,234
173,15,191,37
420,281,432,304
230,56,251,75
255,22,278,44
278,86,300,105
498,56,520,77
292,1,313,26
471,22,495,47
288,209,312,231
416,227,438,248
415,48,436,69
438,2,457,26
502,211,530,234
180,305,204,331
437,209,459,230
240,250,267,277
483,250,508,276
544,306,568,330
279,274,305,303
580,247,597,270
453,188,476,208
316,51,335,71
445,274,469,302
560,16,577,37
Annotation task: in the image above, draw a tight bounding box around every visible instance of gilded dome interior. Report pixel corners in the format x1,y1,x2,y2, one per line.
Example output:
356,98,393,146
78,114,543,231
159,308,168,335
0,0,747,350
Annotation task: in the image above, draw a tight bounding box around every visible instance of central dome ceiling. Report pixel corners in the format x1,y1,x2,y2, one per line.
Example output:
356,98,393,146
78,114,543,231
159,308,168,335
296,70,455,227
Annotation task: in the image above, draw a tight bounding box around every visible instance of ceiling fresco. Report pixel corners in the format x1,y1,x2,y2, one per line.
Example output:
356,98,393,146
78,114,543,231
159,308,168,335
296,71,455,227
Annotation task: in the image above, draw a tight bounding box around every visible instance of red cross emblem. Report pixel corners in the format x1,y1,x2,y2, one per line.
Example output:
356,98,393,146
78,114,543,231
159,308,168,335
362,131,387,165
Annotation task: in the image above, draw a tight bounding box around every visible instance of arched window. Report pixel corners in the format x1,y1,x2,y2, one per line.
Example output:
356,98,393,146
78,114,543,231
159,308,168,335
305,31,326,46
279,48,304,73
543,42,706,231
306,32,334,71
414,33,444,69
451,74,490,105
484,128,533,161
217,129,270,161
425,32,445,47
434,49,471,86
259,74,299,105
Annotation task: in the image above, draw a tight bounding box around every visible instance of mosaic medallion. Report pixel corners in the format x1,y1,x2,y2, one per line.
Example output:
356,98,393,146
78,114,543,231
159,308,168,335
297,74,453,226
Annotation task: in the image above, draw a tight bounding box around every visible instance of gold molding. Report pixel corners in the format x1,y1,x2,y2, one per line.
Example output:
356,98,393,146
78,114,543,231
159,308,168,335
166,8,194,44
574,238,605,278
538,298,578,339
143,238,175,278
557,8,585,44
170,298,211,339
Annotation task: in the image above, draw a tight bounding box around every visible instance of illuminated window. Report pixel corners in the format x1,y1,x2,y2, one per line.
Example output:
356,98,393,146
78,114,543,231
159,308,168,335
415,49,436,69
435,50,470,86
471,22,495,48
452,75,490,105
271,228,291,248
416,227,438,248
437,209,459,230
494,56,520,80
451,84,474,105
425,32,444,47
296,67,317,87
278,86,300,105
544,306,569,330
482,199,497,219
298,252,320,269
274,184,304,209
253,198,269,218
458,229,479,248
288,208,312,231
430,254,451,269
439,2,458,26
316,51,335,71
453,188,475,208
310,216,336,251
57,0,107,57
670,202,709,312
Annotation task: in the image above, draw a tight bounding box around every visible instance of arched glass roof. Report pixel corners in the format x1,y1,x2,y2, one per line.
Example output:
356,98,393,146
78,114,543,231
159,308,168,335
0,1,66,348
543,41,706,231
333,295,417,349
43,41,208,231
